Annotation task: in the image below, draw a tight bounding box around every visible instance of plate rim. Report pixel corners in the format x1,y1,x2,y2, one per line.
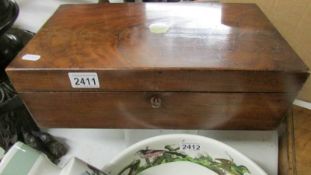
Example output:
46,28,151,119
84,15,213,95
106,134,267,175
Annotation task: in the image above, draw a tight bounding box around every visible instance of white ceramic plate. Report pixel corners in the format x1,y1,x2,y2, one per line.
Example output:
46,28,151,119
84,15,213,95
103,134,267,175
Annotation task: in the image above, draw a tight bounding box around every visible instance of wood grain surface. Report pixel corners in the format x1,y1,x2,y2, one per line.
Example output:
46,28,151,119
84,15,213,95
278,109,296,175
278,106,311,175
7,3,308,71
20,92,293,129
292,106,311,175
6,3,308,92
6,3,309,129
7,70,308,93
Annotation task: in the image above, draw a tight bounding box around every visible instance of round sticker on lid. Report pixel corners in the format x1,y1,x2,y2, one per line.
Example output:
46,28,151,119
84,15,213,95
149,22,170,34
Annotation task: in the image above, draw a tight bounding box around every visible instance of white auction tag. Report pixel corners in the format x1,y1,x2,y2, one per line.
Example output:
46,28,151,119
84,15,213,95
68,72,100,88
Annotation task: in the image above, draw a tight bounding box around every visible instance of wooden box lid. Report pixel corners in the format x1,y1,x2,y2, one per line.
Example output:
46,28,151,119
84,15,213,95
6,3,309,92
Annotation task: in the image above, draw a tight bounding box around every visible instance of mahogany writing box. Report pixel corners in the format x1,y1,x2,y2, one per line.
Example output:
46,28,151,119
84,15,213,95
6,3,309,129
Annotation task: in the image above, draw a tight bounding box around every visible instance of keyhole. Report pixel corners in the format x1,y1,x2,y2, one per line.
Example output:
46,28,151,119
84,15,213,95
150,96,162,109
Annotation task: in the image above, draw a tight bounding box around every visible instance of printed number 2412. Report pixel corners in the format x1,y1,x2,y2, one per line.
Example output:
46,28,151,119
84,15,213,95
181,143,200,151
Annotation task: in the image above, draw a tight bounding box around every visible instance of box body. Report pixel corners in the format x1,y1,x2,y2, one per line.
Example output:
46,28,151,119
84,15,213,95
6,3,308,129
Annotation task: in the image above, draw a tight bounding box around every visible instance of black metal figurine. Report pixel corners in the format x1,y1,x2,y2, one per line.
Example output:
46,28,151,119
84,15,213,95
0,0,67,163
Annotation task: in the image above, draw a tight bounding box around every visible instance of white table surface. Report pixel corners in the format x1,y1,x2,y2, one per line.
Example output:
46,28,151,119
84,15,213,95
14,0,278,174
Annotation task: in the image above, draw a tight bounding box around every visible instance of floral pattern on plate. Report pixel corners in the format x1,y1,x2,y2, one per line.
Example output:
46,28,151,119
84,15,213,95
118,145,250,175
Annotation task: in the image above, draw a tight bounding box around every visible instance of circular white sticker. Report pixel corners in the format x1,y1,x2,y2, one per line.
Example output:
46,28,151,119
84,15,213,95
149,22,170,34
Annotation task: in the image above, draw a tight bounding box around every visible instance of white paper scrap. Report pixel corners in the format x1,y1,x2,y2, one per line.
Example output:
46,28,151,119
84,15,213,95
22,54,41,61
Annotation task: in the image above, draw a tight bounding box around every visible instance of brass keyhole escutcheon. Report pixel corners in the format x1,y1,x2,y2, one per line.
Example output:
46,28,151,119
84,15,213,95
150,96,162,109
